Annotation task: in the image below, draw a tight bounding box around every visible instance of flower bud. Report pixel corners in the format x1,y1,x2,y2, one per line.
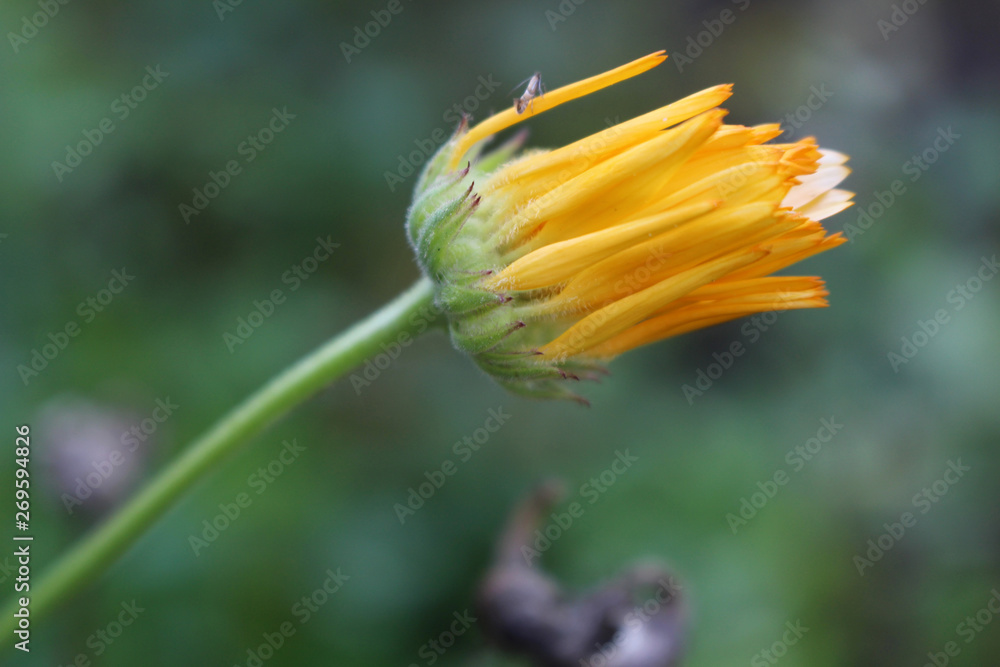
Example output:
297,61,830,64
408,52,852,401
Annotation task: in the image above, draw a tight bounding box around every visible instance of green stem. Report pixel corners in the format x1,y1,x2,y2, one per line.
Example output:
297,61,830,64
2,277,436,645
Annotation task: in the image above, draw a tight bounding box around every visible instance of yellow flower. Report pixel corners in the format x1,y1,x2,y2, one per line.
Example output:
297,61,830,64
407,52,852,401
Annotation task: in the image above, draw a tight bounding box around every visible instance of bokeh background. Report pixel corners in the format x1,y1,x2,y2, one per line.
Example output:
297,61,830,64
3,0,999,665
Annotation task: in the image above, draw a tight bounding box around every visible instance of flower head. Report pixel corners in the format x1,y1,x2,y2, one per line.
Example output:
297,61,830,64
407,52,853,401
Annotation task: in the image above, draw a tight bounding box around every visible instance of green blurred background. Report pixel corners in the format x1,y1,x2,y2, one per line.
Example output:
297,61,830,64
3,0,999,665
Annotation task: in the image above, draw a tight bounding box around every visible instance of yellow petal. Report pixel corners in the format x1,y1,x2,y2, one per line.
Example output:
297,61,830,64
508,110,725,248
448,51,668,170
586,278,830,358
539,246,768,359
632,150,782,214
482,84,734,198
724,232,845,282
701,123,783,150
541,201,780,313
484,198,719,291
681,276,827,300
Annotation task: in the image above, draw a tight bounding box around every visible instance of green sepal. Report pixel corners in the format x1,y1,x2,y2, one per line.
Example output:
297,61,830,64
450,308,524,355
414,185,478,275
407,163,470,243
494,377,591,405
437,283,508,315
477,359,575,382
412,115,469,197
472,129,528,175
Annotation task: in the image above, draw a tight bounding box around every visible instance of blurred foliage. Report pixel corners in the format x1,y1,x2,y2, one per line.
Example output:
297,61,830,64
2,0,999,665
